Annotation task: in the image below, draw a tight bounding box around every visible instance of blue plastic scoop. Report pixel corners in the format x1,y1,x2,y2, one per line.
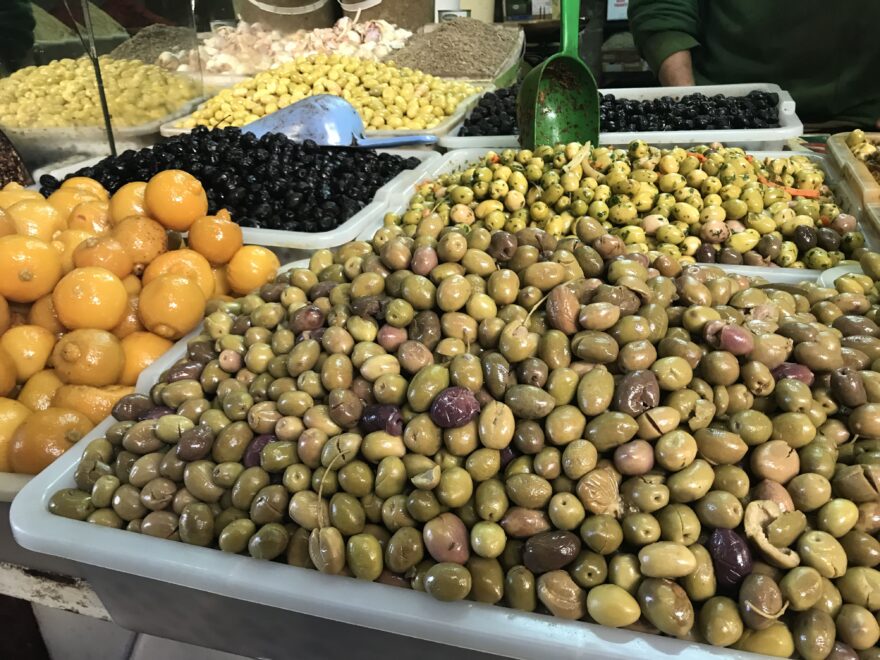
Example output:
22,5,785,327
243,94,438,148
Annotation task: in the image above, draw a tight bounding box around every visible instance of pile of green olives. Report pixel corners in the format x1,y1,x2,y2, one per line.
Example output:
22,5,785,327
845,129,880,186
50,218,880,658
388,142,867,270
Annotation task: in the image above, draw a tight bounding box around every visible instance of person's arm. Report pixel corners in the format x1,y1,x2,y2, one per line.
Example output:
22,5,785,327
0,0,35,72
658,50,695,86
628,0,700,85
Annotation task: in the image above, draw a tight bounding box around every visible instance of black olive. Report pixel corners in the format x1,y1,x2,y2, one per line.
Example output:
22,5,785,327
38,125,418,234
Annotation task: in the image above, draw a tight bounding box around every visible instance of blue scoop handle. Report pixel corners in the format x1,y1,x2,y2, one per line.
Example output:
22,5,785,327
356,134,438,148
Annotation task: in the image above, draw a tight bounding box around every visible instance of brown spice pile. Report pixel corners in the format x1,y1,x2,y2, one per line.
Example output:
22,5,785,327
0,130,31,186
110,25,196,64
385,18,520,79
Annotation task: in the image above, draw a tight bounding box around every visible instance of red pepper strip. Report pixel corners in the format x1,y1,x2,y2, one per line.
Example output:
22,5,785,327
686,151,707,161
757,175,821,199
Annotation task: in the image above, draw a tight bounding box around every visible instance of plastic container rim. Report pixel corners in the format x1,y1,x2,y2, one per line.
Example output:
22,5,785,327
12,270,787,660
439,82,803,150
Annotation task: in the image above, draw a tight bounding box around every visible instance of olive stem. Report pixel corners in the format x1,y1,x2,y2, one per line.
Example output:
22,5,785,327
525,292,551,323
316,451,346,529
743,599,789,621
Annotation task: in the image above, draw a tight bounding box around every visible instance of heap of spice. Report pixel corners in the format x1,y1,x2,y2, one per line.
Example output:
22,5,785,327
385,18,520,79
110,25,197,64
0,130,31,186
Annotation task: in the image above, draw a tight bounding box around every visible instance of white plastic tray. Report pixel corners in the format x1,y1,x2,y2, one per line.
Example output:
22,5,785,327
159,90,488,141
2,98,204,169
241,149,439,250
5,152,868,657
0,325,204,504
13,259,788,660
439,83,803,151
0,474,33,503
360,147,870,276
33,150,441,252
868,204,880,240
826,132,880,207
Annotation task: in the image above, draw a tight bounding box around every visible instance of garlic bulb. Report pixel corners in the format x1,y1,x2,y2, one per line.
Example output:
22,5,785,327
158,19,412,76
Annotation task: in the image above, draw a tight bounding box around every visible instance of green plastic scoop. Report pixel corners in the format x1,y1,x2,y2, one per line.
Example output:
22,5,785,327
516,0,600,149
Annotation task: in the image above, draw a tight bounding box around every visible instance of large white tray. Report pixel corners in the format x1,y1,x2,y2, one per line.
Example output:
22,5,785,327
2,98,204,169
159,90,488,142
351,147,871,275
11,257,794,660
5,150,869,658
32,149,441,252
826,132,880,207
439,83,803,151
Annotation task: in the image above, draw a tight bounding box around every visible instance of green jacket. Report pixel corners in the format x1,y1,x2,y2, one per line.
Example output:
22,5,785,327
628,0,880,127
0,0,35,71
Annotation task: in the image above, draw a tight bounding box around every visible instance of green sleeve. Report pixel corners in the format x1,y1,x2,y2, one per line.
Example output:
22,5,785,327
628,0,701,73
0,0,35,65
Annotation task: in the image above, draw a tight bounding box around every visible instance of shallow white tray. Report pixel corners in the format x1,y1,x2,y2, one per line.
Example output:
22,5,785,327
34,149,441,252
2,98,204,168
159,90,488,141
826,132,880,207
12,255,791,660
362,147,868,275
439,83,803,151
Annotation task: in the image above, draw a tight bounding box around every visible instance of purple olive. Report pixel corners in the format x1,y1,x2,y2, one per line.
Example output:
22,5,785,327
112,393,153,421
176,424,215,462
361,405,404,436
429,387,480,429
166,361,204,383
309,280,336,301
522,530,581,573
830,367,868,408
243,434,276,468
411,246,439,276
500,446,517,469
187,340,218,364
290,304,325,335
719,325,754,355
350,296,387,320
139,406,176,421
708,528,752,590
705,322,754,355
377,325,408,352
771,362,815,386
230,315,252,335
614,370,660,417
831,213,857,234
423,513,469,564
487,231,518,262
614,440,655,476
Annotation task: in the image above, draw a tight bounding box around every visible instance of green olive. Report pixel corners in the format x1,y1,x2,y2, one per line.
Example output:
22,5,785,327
424,562,472,602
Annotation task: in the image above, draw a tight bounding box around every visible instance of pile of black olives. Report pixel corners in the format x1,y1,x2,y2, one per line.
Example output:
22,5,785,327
601,90,781,133
460,86,519,137
459,88,780,137
51,217,880,658
38,127,421,233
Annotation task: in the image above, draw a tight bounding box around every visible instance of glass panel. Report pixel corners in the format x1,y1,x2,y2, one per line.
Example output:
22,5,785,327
0,1,205,172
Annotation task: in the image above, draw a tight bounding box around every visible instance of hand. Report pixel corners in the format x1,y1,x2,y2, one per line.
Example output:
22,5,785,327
658,50,695,86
